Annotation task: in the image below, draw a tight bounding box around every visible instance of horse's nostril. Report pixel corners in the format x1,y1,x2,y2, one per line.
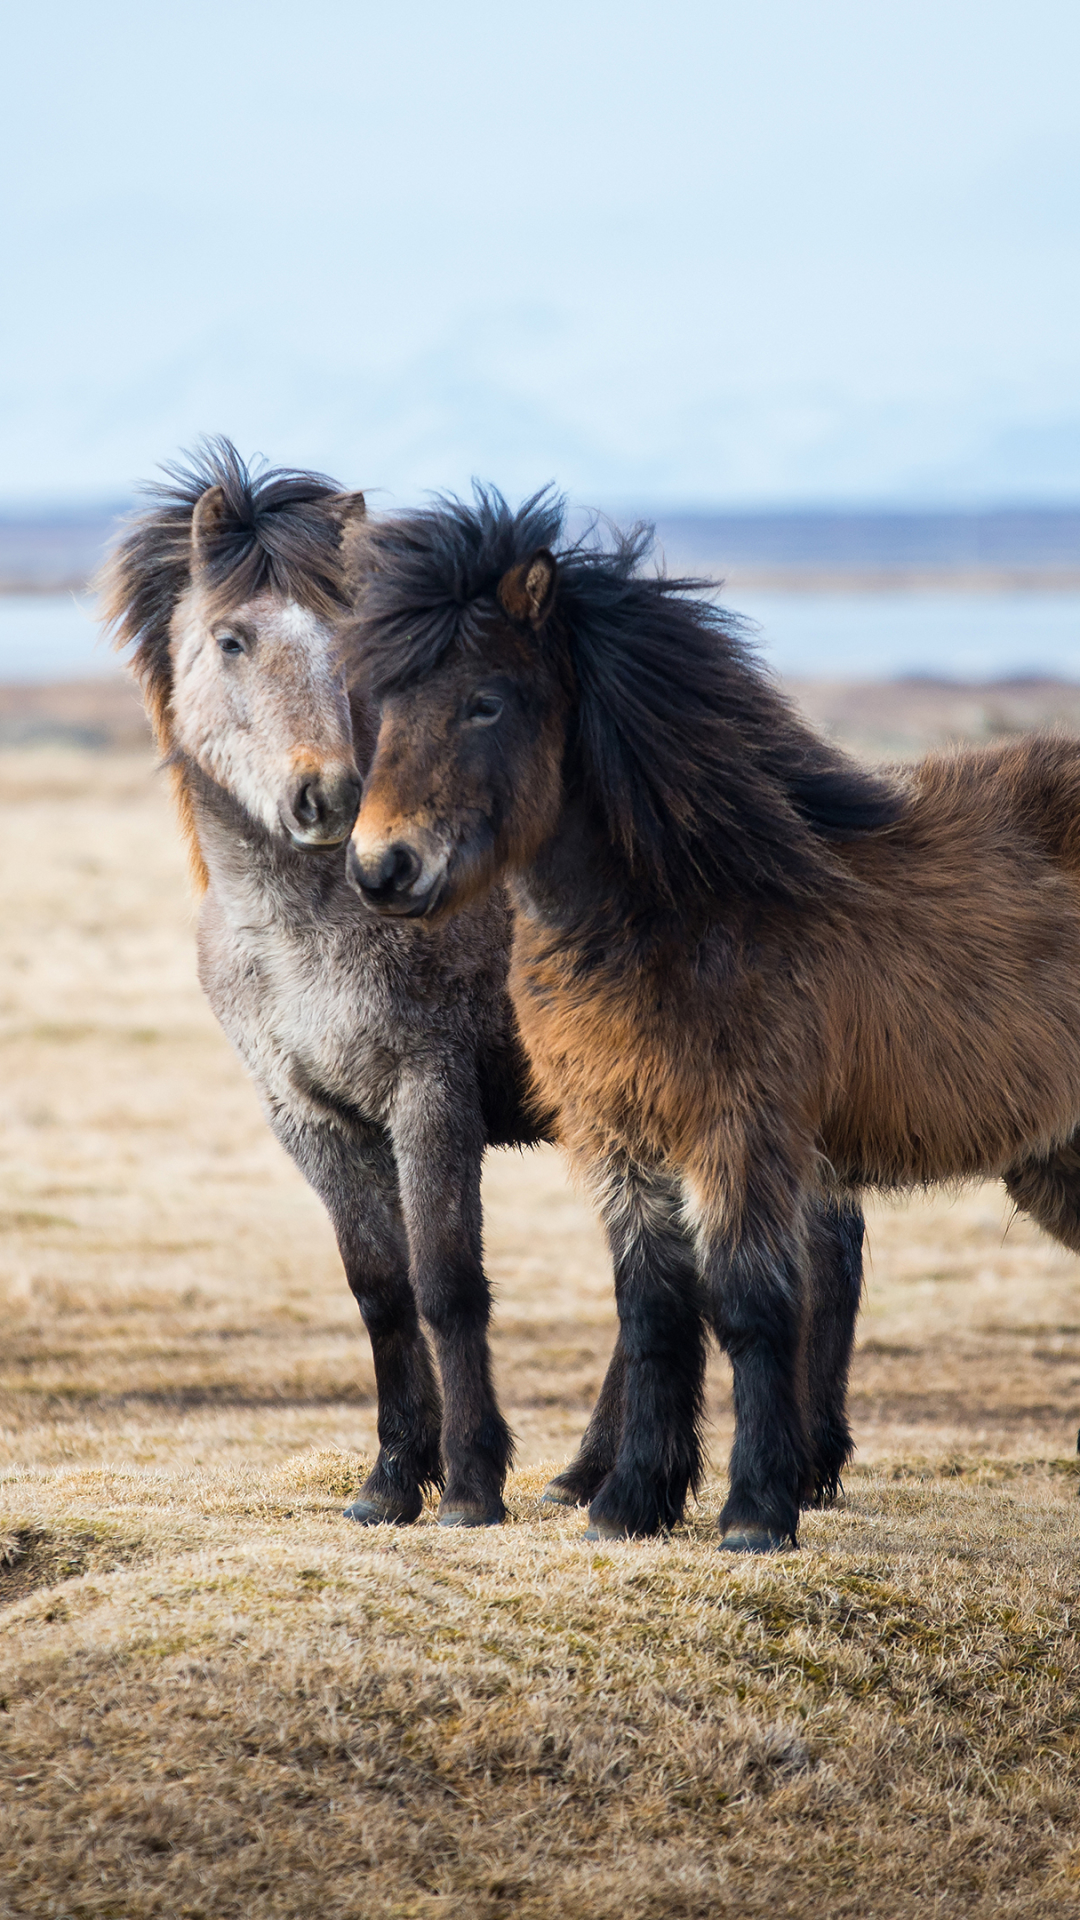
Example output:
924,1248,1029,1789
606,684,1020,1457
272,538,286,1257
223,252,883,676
391,844,422,893
289,775,361,841
294,780,324,827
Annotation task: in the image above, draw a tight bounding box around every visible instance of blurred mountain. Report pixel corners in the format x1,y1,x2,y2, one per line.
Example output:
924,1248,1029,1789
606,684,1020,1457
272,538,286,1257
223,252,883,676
0,510,125,592
653,507,1080,587
2,503,1077,596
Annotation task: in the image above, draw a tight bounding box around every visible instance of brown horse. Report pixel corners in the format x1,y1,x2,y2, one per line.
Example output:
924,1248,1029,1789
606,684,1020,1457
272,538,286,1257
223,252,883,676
343,486,1080,1552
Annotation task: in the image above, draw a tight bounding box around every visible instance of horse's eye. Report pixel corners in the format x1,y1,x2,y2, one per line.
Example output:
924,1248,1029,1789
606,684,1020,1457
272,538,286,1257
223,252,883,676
466,692,504,725
217,631,246,657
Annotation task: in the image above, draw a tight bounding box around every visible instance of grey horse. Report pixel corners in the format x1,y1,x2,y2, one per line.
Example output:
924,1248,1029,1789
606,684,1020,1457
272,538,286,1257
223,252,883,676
98,440,577,1526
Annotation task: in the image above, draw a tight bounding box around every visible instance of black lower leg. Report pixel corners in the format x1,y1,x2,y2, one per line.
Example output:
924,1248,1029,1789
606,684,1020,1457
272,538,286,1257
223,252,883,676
585,1170,707,1539
711,1232,809,1551
426,1304,514,1525
269,1113,442,1528
345,1293,443,1524
543,1336,628,1506
802,1197,864,1508
392,1084,513,1528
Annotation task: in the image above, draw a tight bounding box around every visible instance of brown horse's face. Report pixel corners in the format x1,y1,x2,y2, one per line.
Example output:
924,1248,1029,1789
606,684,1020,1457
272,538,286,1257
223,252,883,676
347,575,568,919
169,584,361,848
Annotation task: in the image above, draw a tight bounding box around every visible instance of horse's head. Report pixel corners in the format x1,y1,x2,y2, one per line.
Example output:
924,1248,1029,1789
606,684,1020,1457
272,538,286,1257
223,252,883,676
347,549,568,917
342,485,904,926
171,494,363,848
101,443,369,857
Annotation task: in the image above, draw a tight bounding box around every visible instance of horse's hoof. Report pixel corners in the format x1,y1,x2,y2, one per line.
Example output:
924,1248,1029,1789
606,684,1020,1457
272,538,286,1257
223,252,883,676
343,1500,394,1525
437,1502,505,1528
583,1518,634,1541
540,1477,585,1508
718,1527,794,1554
342,1493,420,1526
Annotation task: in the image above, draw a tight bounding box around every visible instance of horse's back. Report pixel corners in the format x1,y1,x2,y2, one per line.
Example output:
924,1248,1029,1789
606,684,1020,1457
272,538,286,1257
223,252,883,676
991,731,1080,877
910,731,1080,879
823,731,1080,1185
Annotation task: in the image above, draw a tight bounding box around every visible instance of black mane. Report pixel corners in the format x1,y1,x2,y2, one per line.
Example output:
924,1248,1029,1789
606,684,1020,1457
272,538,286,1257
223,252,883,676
350,486,566,690
97,437,349,743
351,486,903,903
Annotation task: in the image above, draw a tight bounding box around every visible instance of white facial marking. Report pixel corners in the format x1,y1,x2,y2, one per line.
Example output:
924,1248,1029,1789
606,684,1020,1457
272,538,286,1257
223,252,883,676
170,590,355,837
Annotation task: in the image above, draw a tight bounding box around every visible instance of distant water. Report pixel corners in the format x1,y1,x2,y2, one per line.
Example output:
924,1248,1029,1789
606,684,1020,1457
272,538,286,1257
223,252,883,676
3,586,1080,684
721,588,1080,680
653,507,1080,573
0,595,114,682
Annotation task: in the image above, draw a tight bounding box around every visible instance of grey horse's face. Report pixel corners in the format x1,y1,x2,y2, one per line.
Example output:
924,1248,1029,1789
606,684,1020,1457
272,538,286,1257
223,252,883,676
168,587,361,848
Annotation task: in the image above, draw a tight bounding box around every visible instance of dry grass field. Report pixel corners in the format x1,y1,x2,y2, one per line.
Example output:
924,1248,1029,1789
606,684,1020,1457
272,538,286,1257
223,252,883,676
4,693,1080,1917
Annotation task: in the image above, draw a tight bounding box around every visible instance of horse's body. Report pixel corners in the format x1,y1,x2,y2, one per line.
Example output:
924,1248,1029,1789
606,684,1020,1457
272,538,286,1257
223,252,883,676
344,487,1080,1551
518,735,1080,1197
190,755,536,1525
98,444,557,1527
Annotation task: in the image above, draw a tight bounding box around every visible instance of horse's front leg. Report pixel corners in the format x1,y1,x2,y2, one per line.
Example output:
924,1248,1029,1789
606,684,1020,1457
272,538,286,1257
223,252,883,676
582,1158,707,1539
391,1068,513,1526
694,1155,812,1552
273,1111,443,1524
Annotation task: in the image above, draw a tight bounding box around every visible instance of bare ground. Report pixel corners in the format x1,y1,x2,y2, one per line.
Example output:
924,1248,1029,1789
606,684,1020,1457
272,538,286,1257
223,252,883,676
4,700,1080,1917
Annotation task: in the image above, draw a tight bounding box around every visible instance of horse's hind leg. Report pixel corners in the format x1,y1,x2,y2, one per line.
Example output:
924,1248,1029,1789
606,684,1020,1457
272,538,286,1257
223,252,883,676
1004,1134,1080,1255
542,1336,628,1508
278,1114,443,1524
801,1197,864,1509
391,1068,513,1527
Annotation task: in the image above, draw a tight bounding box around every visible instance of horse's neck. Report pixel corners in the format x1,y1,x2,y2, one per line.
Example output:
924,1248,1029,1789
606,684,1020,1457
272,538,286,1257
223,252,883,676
513,794,707,957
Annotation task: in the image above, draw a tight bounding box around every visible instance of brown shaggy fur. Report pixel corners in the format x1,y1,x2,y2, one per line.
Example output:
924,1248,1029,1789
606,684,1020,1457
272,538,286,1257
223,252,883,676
514,735,1080,1201
345,491,1080,1549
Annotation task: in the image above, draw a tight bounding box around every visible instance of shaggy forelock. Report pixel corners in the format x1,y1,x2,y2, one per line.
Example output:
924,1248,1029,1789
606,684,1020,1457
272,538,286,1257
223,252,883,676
344,485,567,695
96,436,349,743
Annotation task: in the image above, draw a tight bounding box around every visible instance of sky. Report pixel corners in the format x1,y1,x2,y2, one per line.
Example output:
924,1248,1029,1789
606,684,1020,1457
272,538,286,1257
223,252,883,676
2,0,1079,509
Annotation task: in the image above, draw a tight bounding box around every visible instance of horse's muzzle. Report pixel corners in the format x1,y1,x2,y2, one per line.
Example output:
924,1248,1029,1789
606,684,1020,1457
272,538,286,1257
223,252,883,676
345,839,443,917
280,770,362,849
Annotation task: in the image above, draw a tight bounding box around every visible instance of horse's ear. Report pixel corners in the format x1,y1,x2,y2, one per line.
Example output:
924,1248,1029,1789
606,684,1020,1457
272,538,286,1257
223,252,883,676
330,492,369,599
497,549,557,629
191,485,229,566
325,490,367,534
